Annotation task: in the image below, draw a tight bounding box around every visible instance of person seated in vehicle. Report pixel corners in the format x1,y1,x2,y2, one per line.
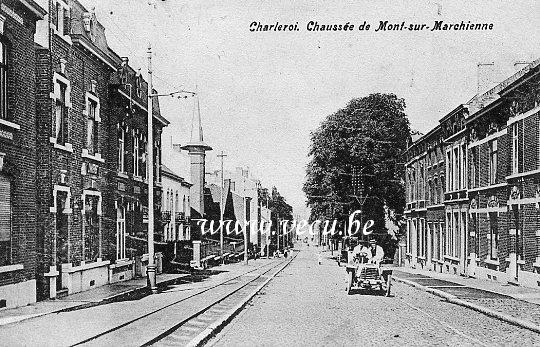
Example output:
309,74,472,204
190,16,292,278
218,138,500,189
352,241,369,263
365,239,384,264
353,239,384,264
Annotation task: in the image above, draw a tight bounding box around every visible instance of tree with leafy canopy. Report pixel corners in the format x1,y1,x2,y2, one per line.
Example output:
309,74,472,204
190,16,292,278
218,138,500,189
303,93,410,259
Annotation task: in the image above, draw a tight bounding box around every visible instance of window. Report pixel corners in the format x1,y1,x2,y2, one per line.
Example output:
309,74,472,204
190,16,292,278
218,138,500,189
53,0,70,36
471,149,477,189
86,99,98,155
155,141,161,182
118,125,125,172
489,140,497,185
461,144,466,189
489,212,498,260
453,147,459,190
116,205,126,260
0,40,7,120
446,151,452,191
433,177,441,204
133,133,140,176
0,176,11,266
140,136,147,180
54,80,68,145
55,191,69,266
175,192,179,213
512,124,519,174
446,212,453,256
84,195,100,262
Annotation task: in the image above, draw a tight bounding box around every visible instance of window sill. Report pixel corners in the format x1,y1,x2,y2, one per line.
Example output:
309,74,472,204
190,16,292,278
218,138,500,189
51,27,72,45
50,137,73,153
117,172,129,179
82,149,104,163
443,255,460,262
0,264,23,274
62,259,110,273
133,175,144,182
0,118,20,130
484,258,500,266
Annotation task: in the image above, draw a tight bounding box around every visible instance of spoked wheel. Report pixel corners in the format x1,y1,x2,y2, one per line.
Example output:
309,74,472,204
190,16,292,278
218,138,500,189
385,274,392,297
346,271,354,295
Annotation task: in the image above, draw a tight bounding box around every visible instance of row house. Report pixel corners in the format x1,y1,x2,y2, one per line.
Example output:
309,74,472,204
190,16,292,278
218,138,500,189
467,59,540,286
404,126,445,271
33,0,167,300
108,55,167,284
161,164,192,263
440,105,469,275
405,58,540,288
0,0,46,308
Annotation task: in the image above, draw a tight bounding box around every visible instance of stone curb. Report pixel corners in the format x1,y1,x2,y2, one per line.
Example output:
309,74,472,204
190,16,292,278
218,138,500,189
186,254,298,347
0,275,183,327
393,276,540,334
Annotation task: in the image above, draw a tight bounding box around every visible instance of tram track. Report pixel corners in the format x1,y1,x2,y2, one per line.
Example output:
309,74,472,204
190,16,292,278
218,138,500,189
71,253,297,346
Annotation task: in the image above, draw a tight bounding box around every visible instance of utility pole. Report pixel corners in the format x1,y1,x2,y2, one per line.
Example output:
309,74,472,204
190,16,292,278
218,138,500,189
243,178,249,265
146,42,157,293
217,151,227,258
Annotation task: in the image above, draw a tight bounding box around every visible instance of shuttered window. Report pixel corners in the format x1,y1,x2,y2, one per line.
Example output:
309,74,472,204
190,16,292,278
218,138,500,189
0,176,11,265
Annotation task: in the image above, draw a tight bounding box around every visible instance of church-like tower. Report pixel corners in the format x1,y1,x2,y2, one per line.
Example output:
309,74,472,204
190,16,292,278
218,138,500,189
180,98,212,219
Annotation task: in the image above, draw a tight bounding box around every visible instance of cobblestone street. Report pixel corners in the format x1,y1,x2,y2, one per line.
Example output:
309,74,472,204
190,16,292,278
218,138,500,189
210,245,540,347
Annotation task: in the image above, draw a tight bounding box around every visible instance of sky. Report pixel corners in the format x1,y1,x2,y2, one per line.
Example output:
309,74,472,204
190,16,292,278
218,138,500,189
80,0,540,218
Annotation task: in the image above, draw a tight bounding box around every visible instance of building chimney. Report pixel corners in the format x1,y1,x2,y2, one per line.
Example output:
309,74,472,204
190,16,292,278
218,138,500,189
477,62,495,94
121,57,129,67
513,61,530,71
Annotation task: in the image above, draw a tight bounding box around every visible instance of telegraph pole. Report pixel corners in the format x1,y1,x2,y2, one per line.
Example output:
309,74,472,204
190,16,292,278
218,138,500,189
146,43,157,293
217,151,227,257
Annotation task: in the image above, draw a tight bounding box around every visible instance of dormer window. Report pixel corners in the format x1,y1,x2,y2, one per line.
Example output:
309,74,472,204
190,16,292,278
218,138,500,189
53,0,70,37
135,69,142,98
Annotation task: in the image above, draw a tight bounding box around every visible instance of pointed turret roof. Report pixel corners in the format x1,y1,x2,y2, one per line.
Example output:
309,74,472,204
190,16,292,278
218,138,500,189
181,97,212,151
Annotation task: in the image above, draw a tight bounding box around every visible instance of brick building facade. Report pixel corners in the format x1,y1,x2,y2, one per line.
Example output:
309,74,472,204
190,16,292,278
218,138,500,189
0,0,45,308
405,59,540,288
33,0,167,300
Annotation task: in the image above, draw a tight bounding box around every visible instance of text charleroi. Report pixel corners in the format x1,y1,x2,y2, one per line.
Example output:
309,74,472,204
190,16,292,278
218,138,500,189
249,20,494,32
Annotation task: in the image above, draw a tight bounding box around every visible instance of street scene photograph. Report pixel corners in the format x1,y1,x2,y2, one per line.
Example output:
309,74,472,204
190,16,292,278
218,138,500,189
0,0,539,346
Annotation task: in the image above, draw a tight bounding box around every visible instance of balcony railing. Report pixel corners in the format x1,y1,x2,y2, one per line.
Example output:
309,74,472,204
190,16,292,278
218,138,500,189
161,211,171,224
175,212,185,224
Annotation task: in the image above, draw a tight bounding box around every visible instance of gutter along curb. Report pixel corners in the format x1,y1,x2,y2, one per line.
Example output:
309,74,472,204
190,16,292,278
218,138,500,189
393,276,540,334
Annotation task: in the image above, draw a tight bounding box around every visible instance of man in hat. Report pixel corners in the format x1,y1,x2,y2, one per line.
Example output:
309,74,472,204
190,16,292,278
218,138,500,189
365,239,384,264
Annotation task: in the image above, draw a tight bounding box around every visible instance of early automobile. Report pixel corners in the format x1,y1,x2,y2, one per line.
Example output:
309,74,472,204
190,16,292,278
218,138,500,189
337,236,362,266
345,254,392,296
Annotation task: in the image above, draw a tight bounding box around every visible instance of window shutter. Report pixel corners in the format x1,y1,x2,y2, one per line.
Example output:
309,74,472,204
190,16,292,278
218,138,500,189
0,176,11,242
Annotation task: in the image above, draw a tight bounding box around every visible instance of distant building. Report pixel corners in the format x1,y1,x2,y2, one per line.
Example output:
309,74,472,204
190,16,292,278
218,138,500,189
206,167,260,246
161,164,192,243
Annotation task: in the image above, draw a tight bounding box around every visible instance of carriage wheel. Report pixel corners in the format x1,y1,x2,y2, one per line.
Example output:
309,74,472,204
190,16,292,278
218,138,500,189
346,271,354,295
385,274,392,297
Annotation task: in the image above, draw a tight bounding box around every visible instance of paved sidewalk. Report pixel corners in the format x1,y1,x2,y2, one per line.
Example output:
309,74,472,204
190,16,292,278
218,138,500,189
392,266,540,330
0,273,187,327
393,266,540,305
0,256,280,328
